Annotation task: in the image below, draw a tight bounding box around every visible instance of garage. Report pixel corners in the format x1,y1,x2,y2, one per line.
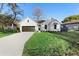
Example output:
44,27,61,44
20,17,38,32
22,26,35,32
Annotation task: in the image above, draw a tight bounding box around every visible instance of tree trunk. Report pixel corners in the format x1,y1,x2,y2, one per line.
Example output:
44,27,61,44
1,25,4,32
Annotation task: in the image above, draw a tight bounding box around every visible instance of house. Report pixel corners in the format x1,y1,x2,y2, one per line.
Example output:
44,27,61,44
35,19,45,31
40,17,61,31
19,17,38,32
61,20,79,31
19,17,61,32
0,20,20,32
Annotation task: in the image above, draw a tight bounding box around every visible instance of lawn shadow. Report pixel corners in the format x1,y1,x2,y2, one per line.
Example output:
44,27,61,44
49,32,79,49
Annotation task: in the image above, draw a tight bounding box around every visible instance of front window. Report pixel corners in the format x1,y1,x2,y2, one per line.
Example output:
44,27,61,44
45,25,47,29
27,20,29,22
39,28,40,30
54,24,57,29
38,25,41,31
38,25,41,27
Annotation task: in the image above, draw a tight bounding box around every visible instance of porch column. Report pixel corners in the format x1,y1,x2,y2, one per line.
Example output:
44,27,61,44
20,26,22,32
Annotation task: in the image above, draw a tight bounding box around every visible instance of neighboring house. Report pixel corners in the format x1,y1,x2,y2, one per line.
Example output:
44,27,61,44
19,17,61,32
4,24,16,30
6,20,20,30
61,20,79,31
0,24,14,31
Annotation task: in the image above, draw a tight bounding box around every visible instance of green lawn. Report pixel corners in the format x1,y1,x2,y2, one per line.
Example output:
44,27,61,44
0,29,17,38
23,31,79,56
0,32,15,38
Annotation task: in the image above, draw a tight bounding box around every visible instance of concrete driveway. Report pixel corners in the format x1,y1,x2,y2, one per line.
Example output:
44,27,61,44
0,32,34,56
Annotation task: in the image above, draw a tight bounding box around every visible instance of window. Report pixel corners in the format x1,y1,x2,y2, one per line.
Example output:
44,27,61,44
39,28,40,30
45,25,47,29
38,25,41,27
54,24,57,29
27,20,29,22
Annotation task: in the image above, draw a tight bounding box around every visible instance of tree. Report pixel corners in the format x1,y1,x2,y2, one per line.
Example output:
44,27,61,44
63,15,79,23
0,13,20,32
0,3,23,32
0,3,23,20
33,7,42,20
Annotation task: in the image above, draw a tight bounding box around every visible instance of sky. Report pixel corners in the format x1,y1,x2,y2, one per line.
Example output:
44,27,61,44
2,3,79,21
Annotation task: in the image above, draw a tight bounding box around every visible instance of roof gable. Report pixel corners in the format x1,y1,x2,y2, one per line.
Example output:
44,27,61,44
43,17,60,25
20,17,37,26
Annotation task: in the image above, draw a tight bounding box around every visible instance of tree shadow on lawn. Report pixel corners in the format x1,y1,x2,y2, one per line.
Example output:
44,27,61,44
23,32,79,56
50,32,79,49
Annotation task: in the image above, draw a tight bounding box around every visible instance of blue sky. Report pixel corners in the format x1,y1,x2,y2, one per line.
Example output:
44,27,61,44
3,3,79,21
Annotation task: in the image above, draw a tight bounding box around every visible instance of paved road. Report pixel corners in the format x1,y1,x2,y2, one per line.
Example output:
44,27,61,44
0,32,34,56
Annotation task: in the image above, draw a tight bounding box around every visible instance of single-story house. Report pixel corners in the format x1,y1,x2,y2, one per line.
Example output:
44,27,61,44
40,18,61,31
61,20,79,31
19,17,61,32
19,17,38,32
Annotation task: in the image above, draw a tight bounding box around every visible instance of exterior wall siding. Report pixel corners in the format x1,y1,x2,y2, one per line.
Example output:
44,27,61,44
49,23,60,31
20,17,61,32
65,23,79,31
19,17,38,32
40,21,61,31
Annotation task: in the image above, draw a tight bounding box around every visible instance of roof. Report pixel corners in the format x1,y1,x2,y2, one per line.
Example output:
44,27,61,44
34,20,45,23
19,17,37,26
20,17,61,25
43,17,61,24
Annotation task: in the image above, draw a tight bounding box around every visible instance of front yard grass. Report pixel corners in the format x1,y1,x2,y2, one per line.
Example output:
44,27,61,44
0,29,18,38
23,31,79,56
0,32,16,38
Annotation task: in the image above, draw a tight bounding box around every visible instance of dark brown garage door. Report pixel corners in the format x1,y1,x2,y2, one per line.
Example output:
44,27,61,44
22,26,35,32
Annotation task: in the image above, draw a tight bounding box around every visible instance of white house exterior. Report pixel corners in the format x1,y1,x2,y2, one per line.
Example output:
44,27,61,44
19,17,38,32
40,18,61,31
19,17,61,32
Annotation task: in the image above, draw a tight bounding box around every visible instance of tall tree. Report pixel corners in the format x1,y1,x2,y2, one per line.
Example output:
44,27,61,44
0,14,20,31
0,3,23,31
0,3,23,20
33,7,42,20
63,15,79,23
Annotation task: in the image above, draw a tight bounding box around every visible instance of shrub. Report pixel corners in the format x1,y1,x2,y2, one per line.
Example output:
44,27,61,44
4,29,17,33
